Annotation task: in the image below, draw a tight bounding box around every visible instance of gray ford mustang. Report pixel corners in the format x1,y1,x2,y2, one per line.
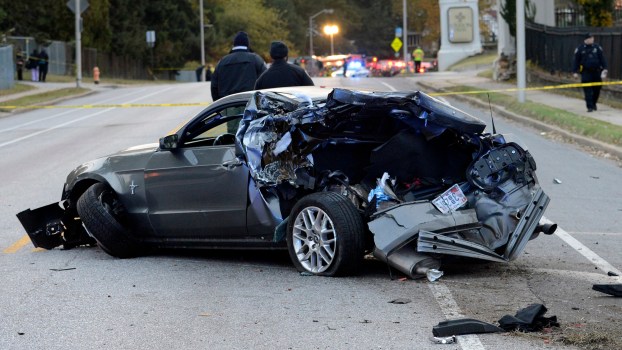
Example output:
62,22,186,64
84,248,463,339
17,86,556,277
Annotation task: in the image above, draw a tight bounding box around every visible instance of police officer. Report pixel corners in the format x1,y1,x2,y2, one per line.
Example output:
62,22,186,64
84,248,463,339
573,33,608,112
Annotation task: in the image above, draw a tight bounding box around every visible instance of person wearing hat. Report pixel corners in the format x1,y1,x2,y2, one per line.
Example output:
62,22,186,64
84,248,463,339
572,33,608,112
255,41,314,90
210,31,267,101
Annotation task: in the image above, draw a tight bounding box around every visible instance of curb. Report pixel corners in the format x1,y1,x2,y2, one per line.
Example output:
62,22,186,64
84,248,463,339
418,81,622,161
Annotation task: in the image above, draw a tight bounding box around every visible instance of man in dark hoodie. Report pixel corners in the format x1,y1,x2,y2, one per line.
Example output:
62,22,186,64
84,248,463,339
255,41,314,89
210,31,266,101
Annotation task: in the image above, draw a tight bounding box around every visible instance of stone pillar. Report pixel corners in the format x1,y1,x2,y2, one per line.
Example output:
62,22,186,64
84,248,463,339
438,0,483,71
497,0,515,56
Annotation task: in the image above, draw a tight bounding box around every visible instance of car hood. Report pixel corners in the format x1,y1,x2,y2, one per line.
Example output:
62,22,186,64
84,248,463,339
65,143,158,187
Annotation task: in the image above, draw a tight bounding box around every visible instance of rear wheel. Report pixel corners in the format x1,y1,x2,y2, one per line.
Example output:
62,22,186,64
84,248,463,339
287,192,365,276
77,183,142,258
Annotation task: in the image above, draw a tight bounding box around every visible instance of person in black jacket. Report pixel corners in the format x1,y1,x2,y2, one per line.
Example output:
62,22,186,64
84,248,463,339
38,48,49,82
255,41,314,90
210,31,266,101
572,33,608,112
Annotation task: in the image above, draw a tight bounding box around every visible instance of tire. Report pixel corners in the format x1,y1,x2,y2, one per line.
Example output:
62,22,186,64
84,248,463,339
286,192,365,276
76,183,142,258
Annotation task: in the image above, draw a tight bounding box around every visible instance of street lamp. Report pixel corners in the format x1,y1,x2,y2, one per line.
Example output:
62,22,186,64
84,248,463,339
309,8,333,75
323,25,339,56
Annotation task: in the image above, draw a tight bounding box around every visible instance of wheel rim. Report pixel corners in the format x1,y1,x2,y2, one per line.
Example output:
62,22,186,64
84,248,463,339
292,206,337,273
98,189,126,223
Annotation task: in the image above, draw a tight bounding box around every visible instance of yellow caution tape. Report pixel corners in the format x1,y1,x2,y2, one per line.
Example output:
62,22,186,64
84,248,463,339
0,102,211,110
2,80,621,110
430,80,622,97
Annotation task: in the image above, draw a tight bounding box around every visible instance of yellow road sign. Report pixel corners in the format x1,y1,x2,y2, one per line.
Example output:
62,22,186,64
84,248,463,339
391,37,402,52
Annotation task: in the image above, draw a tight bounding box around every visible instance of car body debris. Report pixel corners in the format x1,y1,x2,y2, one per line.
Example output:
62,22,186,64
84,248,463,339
592,284,622,297
16,86,556,278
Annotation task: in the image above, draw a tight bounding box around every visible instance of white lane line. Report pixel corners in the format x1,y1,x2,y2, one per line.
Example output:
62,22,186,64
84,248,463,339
380,81,397,91
0,86,175,149
0,88,147,133
541,217,622,279
428,283,486,350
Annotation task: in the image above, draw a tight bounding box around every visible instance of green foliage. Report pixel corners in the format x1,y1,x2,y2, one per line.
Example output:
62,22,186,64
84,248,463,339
500,0,536,38
0,0,450,69
578,0,614,27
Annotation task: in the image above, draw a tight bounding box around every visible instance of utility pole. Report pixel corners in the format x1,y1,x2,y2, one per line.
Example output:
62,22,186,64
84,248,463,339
517,0,526,102
75,0,82,87
403,0,409,73
200,0,205,81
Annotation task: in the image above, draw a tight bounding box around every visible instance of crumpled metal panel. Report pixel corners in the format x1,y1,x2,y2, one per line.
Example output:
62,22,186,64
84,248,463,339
368,201,479,261
237,89,487,188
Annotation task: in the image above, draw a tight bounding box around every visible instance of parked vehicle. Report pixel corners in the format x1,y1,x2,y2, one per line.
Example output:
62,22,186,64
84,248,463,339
17,86,555,278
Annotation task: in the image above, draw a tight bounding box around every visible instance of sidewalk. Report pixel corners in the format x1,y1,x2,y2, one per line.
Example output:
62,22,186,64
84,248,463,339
417,70,622,159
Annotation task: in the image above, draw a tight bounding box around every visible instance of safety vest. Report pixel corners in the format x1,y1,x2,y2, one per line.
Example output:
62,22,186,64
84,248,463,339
413,48,424,61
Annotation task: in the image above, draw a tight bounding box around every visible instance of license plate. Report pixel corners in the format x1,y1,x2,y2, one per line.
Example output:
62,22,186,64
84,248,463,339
432,184,467,214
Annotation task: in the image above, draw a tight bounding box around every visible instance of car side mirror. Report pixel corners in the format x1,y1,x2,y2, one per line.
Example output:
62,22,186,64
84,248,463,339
159,134,179,150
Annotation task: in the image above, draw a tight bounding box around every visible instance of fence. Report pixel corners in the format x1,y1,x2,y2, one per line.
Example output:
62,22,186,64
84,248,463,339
526,22,622,80
0,45,15,89
555,7,622,27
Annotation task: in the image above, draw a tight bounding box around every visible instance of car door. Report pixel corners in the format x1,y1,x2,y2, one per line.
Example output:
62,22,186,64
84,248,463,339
144,103,249,239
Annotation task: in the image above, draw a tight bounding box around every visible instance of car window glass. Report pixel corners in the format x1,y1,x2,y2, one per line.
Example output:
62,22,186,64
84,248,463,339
183,105,245,146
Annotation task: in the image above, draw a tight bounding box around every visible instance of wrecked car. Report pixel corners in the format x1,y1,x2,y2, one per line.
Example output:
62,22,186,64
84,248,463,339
17,86,556,278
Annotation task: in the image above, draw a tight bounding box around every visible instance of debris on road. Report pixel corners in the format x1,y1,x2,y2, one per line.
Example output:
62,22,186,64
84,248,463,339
432,318,504,337
388,298,412,304
498,304,559,332
430,335,456,344
592,284,622,297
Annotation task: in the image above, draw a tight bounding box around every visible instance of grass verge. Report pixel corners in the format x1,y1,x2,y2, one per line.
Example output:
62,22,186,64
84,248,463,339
0,87,90,112
0,83,37,97
447,85,622,147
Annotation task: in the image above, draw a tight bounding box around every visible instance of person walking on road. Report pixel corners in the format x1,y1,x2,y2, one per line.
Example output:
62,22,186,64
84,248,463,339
255,41,314,90
210,31,266,101
573,33,608,112
412,46,424,73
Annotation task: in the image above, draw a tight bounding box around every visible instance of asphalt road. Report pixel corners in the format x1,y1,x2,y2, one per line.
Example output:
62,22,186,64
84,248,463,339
1,76,620,350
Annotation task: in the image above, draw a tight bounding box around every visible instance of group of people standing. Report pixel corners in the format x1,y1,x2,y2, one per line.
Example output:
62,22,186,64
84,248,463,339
210,31,313,101
15,48,49,82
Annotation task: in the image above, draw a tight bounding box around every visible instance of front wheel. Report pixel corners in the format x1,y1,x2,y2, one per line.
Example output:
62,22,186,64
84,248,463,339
76,183,142,258
287,192,365,276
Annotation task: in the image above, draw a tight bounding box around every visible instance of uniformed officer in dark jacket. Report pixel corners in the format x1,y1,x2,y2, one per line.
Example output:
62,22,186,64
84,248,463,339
255,41,314,90
573,33,608,112
210,31,266,101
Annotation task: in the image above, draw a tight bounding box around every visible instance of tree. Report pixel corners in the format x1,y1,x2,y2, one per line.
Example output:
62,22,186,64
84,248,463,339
205,0,290,62
499,0,536,38
578,0,614,27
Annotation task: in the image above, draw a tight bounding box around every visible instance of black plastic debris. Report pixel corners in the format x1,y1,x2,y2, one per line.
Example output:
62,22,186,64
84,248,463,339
592,284,622,297
388,298,412,304
498,304,559,332
432,318,503,337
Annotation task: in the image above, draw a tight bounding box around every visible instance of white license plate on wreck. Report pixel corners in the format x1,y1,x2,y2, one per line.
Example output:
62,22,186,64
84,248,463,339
432,184,467,214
